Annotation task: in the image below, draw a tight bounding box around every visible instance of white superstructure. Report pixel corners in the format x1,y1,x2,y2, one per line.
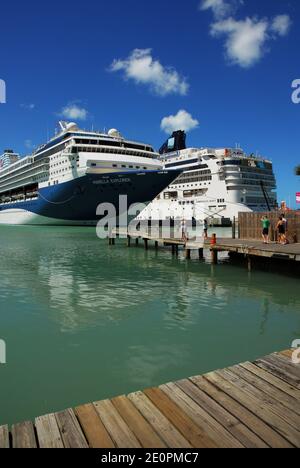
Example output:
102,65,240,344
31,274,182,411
0,122,180,225
137,134,277,225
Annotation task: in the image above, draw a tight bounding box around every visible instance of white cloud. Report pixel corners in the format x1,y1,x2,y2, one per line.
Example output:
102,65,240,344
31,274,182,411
211,17,269,68
60,103,88,121
21,103,35,110
200,1,291,68
161,110,199,134
271,15,291,37
110,49,189,96
200,0,233,19
24,139,34,149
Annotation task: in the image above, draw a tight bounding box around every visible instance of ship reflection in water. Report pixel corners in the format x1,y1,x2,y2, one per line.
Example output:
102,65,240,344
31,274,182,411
0,226,299,426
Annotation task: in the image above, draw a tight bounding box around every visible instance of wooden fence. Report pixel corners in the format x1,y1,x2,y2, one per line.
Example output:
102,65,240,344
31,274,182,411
238,211,300,242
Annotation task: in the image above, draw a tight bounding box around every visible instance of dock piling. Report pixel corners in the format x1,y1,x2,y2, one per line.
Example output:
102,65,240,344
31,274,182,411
185,248,191,260
211,249,218,264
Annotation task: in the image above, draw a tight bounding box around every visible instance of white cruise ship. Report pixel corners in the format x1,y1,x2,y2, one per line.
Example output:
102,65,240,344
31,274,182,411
0,122,180,225
137,131,277,225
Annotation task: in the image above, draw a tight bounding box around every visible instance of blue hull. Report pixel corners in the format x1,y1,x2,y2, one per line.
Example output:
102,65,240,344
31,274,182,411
0,170,180,225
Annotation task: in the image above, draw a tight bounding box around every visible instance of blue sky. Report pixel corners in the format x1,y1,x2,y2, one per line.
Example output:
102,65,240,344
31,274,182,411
0,0,299,205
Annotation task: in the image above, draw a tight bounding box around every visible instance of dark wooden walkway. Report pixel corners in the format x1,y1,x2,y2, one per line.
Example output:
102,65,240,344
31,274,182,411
1,350,299,448
208,238,300,262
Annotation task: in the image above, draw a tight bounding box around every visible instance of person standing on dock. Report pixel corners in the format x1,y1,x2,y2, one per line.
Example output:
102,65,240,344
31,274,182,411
261,216,270,244
181,218,187,242
203,218,208,239
276,216,287,244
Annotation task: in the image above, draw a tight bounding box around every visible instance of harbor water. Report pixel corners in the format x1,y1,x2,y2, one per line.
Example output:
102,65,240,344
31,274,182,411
0,226,299,426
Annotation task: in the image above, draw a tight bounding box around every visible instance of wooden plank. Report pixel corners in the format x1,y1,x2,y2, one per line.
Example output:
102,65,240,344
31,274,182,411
144,387,218,448
220,368,300,431
11,421,37,448
240,362,300,401
0,425,9,448
93,399,141,448
230,365,300,417
193,375,292,448
127,391,191,448
279,350,294,359
255,357,300,389
209,370,299,447
111,395,166,448
75,404,115,449
268,353,300,378
55,409,88,448
160,382,244,448
35,414,64,448
175,379,268,448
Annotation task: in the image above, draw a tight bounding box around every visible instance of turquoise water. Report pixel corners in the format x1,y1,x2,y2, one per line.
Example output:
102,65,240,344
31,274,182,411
0,226,299,426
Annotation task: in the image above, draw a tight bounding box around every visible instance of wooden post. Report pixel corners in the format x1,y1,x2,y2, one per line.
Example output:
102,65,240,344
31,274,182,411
185,248,191,260
247,255,252,272
155,241,159,250
127,235,131,247
135,238,139,246
172,244,176,255
211,249,218,264
232,217,236,239
144,238,148,250
198,248,204,259
175,245,179,256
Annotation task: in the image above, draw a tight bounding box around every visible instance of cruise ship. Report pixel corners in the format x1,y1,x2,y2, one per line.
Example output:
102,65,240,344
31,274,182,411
137,131,277,225
0,122,180,225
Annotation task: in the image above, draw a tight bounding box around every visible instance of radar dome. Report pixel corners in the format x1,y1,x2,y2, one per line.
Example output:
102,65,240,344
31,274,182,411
108,128,122,138
66,122,79,132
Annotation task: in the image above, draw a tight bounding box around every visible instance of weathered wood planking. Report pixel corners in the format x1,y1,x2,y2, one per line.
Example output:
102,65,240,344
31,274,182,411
190,374,293,449
11,421,37,449
0,425,9,448
75,404,115,449
4,350,300,449
111,395,166,448
35,414,64,449
93,399,141,449
173,379,268,448
127,391,192,448
159,383,243,448
55,409,88,448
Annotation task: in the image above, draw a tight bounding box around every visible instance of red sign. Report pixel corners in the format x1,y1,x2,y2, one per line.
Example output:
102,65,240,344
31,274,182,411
297,193,300,204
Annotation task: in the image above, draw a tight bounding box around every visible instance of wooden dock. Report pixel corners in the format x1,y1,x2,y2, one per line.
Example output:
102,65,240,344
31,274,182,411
1,349,299,448
109,228,300,272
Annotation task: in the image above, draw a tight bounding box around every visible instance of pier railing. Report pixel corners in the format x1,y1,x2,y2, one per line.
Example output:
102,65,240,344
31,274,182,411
238,211,300,242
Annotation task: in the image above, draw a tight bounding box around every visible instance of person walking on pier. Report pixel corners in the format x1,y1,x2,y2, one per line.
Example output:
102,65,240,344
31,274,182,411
261,215,270,244
276,216,287,244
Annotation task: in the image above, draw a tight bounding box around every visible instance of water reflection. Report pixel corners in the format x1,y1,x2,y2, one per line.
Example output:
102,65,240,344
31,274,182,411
1,226,300,426
0,226,299,336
